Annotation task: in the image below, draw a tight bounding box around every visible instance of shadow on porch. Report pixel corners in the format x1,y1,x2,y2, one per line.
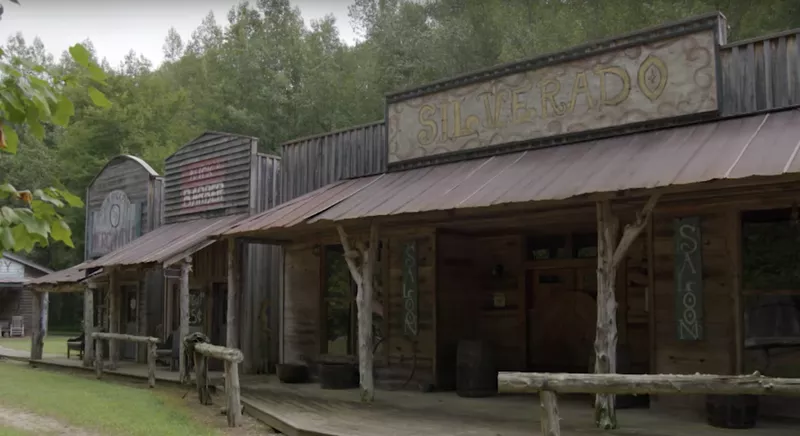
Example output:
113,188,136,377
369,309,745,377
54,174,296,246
239,375,799,436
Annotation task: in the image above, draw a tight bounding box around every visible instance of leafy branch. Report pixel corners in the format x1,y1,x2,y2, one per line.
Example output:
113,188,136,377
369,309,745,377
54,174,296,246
0,42,111,252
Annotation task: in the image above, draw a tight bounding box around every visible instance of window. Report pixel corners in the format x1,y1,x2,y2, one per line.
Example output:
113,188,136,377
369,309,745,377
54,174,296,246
742,209,800,343
322,245,356,356
526,232,597,260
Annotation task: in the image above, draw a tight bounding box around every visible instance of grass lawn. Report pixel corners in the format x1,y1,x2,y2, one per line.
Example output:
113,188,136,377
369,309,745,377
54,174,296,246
0,361,265,436
0,334,72,357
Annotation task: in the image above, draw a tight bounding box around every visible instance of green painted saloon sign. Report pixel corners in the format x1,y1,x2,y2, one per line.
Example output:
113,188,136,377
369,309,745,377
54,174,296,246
402,240,419,337
674,216,704,340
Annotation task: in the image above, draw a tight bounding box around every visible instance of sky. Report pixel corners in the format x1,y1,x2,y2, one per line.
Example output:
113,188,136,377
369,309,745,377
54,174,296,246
0,0,359,67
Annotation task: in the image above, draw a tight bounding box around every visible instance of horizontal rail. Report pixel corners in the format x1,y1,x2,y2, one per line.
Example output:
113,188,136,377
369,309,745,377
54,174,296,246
499,372,800,396
92,332,161,345
193,343,243,363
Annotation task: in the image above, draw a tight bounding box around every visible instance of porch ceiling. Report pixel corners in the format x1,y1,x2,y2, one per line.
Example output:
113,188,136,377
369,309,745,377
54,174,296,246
220,108,800,239
81,214,243,271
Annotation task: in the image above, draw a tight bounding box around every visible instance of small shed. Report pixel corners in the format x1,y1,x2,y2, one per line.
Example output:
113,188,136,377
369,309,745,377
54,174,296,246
0,252,52,335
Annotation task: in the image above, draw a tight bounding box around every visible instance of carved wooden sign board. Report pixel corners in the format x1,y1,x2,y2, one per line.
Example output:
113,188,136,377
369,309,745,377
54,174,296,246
674,216,704,341
88,190,142,258
386,14,725,166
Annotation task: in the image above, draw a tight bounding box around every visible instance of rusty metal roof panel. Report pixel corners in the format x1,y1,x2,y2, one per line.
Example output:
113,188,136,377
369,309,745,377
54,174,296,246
226,109,800,236
27,262,91,286
83,215,244,269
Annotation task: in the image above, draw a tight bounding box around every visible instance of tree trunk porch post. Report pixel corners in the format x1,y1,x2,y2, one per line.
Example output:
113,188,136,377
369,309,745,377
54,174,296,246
337,222,379,402
108,268,119,370
83,286,94,367
226,237,240,349
594,195,659,429
179,257,192,384
30,290,44,360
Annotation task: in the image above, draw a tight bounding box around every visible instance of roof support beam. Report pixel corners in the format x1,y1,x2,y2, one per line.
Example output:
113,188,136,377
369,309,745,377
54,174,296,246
594,194,659,430
337,222,379,402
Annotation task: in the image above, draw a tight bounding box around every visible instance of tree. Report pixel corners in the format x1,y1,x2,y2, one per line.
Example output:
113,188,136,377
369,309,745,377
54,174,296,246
0,37,110,252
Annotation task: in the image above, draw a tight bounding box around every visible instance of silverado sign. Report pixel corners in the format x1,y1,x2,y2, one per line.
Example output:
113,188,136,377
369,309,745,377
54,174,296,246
89,190,141,258
386,19,722,164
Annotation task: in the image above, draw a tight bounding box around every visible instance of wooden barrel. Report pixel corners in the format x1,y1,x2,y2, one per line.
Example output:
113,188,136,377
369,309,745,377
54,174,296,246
706,395,759,429
456,340,497,398
277,363,309,384
319,363,358,390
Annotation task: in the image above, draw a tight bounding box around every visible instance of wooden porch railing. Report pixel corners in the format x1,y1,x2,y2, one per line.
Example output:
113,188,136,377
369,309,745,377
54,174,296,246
192,343,244,428
91,332,161,388
498,372,800,436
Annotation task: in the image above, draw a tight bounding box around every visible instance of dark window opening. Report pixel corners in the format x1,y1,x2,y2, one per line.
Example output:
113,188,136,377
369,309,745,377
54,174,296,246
742,208,800,342
323,245,356,356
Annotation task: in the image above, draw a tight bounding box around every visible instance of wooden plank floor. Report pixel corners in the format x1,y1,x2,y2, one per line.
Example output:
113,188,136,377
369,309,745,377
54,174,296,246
240,376,800,436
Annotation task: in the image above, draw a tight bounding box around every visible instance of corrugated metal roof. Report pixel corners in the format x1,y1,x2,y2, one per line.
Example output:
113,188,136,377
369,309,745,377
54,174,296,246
221,109,800,237
83,214,243,269
26,262,93,288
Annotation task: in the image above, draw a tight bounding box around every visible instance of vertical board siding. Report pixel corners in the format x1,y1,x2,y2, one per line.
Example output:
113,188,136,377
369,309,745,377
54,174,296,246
280,122,385,202
242,154,282,373
86,156,159,260
163,133,256,223
720,31,800,115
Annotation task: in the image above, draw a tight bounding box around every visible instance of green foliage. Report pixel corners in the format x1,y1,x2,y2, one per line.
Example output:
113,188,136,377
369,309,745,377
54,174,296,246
4,0,800,269
0,40,108,253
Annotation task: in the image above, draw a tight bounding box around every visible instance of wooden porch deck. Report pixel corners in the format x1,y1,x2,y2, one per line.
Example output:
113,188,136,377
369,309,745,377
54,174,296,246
0,346,224,384
239,376,799,436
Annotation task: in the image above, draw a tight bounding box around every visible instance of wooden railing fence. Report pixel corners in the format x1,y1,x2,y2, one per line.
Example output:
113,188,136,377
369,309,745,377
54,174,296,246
499,372,800,436
192,343,244,428
91,332,160,388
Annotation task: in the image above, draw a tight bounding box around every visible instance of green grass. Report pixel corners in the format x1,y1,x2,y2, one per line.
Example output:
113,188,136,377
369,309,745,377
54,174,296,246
0,362,221,436
0,427,36,436
0,334,71,356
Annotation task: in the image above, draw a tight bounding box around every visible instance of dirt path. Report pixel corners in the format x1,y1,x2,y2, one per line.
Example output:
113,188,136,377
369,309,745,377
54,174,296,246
0,405,101,436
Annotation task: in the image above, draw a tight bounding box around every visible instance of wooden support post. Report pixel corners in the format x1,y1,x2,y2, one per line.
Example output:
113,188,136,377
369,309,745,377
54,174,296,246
194,351,212,405
95,339,103,379
108,269,119,370
30,291,44,360
179,257,192,384
539,390,561,436
226,360,242,427
147,342,157,388
83,287,94,367
337,222,379,402
594,195,659,430
226,238,240,349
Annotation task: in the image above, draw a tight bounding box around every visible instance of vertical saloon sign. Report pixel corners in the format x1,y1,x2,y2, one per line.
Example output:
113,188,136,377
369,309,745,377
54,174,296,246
386,16,723,164
674,216,703,341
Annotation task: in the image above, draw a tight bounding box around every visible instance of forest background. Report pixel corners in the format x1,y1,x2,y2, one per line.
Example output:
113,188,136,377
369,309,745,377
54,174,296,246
3,0,798,328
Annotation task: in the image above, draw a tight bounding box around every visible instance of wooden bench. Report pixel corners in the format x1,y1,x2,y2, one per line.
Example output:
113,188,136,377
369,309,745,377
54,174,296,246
66,333,84,359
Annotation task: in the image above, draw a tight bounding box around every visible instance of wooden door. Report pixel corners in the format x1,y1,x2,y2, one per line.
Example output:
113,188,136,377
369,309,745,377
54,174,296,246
122,285,138,360
527,267,596,372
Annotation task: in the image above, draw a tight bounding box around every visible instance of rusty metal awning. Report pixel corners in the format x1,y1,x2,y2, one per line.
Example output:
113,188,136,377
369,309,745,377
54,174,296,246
25,262,103,292
82,214,244,270
221,109,800,237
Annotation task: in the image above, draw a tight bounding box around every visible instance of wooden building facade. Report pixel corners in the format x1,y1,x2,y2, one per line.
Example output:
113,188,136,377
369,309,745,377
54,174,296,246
79,132,282,374
216,12,800,422
0,253,52,335
83,155,164,361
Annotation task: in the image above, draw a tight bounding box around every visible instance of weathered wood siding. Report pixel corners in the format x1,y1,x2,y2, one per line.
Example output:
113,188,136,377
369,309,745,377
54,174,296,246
242,153,282,373
85,156,160,260
720,30,800,115
280,122,385,202
282,243,320,367
164,132,256,223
